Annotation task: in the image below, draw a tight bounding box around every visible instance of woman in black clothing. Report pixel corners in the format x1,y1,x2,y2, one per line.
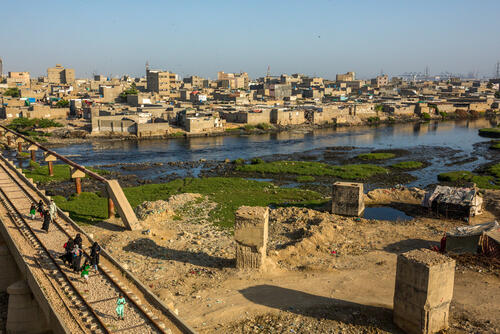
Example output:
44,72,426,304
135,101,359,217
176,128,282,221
41,209,51,233
90,242,101,271
73,234,83,249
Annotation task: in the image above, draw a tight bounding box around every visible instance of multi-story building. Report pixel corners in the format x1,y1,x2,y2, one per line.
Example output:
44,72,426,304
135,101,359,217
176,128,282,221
7,72,30,88
217,71,249,89
372,75,389,87
147,69,179,93
336,71,356,82
183,75,205,88
47,64,75,84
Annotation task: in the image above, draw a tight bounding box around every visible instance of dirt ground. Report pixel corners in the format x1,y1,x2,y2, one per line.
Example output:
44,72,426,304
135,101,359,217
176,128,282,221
82,188,500,334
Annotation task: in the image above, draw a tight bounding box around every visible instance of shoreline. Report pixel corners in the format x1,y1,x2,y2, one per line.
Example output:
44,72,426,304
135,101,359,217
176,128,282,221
42,113,495,148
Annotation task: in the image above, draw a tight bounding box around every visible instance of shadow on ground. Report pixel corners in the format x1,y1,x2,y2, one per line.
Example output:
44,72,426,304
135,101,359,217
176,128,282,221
383,238,437,254
123,238,234,269
239,285,403,332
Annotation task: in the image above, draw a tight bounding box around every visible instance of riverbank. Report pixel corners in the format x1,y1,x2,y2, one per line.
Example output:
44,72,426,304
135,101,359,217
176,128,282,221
36,113,496,148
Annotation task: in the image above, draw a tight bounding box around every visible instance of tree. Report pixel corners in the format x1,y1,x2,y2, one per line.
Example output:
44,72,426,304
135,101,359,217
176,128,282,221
495,91,500,99
55,99,69,108
3,87,20,97
119,83,139,100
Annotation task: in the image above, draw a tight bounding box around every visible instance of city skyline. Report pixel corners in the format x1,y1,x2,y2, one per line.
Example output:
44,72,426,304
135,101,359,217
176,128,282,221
1,0,499,79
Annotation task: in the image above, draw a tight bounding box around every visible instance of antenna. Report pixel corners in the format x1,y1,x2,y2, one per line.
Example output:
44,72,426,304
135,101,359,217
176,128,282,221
146,61,150,72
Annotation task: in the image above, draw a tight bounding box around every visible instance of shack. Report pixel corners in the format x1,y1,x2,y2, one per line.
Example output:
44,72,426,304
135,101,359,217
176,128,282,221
446,221,498,254
423,185,482,219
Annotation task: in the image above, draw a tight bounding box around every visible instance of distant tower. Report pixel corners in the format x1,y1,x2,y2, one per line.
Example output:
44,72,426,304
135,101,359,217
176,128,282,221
266,65,270,77
496,61,500,78
146,61,150,74
425,66,430,79
0,57,3,77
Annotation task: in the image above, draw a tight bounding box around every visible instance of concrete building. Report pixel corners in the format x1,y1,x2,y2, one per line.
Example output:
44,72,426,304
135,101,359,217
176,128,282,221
269,84,292,99
183,75,205,88
147,69,179,94
270,108,306,125
336,71,355,82
7,72,30,88
47,64,75,84
372,75,389,87
217,71,249,89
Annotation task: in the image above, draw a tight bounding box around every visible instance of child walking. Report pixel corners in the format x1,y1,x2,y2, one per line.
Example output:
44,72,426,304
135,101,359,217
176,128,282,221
30,203,36,220
116,294,126,320
81,260,91,284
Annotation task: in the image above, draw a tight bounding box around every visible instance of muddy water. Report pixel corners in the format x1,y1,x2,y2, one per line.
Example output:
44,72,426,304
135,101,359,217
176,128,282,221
44,119,498,187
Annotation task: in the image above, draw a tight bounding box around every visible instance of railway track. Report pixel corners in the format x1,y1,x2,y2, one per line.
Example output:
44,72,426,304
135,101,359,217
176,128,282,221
0,156,192,334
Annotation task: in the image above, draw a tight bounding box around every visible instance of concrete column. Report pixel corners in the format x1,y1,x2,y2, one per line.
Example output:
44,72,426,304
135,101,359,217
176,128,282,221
108,197,115,218
393,249,456,334
234,206,268,269
0,245,21,292
331,181,364,216
6,280,49,334
27,145,38,163
48,161,54,176
74,178,81,195
71,168,85,195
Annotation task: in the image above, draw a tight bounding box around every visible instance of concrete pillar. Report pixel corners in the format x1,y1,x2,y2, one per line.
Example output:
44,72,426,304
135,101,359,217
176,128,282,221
393,249,456,334
234,206,268,269
108,197,115,218
70,168,85,195
6,280,49,334
43,153,57,177
17,142,22,154
0,245,21,292
27,145,38,163
331,181,364,216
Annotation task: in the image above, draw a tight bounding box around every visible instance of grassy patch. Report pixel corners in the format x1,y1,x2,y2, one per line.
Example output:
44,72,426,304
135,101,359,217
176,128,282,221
256,123,273,130
421,112,431,120
391,161,424,169
57,177,326,228
236,160,388,180
224,128,240,132
478,128,500,138
296,175,315,182
23,163,108,184
357,152,396,160
437,171,500,190
490,141,500,150
169,131,185,137
489,163,500,178
241,124,256,131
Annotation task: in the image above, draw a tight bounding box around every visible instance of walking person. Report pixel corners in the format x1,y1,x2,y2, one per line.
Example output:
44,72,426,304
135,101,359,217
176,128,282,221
73,233,83,249
41,209,51,233
90,242,101,271
116,294,127,320
71,245,82,272
80,260,91,284
29,203,36,220
36,200,44,218
60,238,74,265
49,200,57,223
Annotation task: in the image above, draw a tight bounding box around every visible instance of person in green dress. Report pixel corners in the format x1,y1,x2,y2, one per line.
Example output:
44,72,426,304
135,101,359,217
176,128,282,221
116,294,126,320
29,203,36,220
80,260,91,284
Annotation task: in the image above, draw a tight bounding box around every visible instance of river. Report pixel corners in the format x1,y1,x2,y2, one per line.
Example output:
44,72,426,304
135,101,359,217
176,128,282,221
32,118,500,188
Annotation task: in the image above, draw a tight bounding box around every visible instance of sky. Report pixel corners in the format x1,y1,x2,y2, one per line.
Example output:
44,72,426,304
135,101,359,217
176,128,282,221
1,0,499,80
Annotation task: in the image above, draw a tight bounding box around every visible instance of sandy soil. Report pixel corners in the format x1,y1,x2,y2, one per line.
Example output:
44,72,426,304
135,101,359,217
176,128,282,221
82,188,500,334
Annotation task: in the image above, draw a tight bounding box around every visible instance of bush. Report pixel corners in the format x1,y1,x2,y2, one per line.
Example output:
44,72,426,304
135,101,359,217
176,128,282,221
256,123,272,130
357,152,396,160
374,104,383,112
3,87,20,97
439,111,447,119
421,112,431,120
250,158,263,164
367,116,380,124
233,158,245,165
489,141,500,150
242,124,256,131
55,99,69,108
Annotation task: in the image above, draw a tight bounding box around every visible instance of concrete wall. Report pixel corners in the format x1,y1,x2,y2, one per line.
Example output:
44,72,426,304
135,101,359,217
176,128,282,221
270,109,306,125
137,122,170,137
22,107,69,120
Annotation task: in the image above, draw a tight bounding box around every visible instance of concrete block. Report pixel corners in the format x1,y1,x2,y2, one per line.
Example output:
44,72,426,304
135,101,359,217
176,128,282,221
393,249,455,334
7,280,49,334
234,206,268,269
331,182,364,216
105,179,140,230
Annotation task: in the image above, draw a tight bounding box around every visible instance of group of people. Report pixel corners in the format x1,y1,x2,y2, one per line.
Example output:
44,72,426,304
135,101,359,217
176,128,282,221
60,234,101,281
30,199,127,320
29,199,57,233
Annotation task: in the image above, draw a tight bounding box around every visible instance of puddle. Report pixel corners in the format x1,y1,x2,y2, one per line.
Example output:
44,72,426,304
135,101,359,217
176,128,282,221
363,206,413,221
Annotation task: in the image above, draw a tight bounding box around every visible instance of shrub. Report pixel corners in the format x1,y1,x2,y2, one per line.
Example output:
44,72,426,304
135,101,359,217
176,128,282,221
250,158,263,164
233,158,245,165
242,124,256,131
55,99,69,108
3,87,20,97
437,171,499,189
367,116,380,124
489,141,500,150
439,111,447,119
374,104,383,112
256,123,272,130
421,112,431,120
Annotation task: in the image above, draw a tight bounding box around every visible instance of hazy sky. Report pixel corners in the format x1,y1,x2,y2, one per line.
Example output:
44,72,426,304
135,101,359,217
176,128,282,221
1,0,499,80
